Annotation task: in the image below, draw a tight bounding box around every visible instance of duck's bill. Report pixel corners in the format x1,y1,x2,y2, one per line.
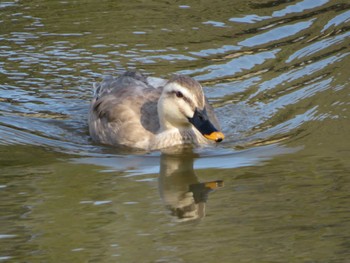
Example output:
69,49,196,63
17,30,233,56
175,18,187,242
204,180,224,189
204,131,225,142
188,109,225,143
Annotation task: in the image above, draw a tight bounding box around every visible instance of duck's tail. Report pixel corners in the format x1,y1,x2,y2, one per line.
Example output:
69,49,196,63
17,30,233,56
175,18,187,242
92,82,100,98
92,76,115,100
92,71,150,100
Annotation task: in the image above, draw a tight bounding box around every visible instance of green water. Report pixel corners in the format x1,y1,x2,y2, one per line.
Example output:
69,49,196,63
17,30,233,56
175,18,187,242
1,0,349,262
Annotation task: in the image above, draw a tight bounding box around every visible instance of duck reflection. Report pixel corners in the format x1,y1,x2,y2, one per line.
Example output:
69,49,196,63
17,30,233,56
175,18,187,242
158,150,223,222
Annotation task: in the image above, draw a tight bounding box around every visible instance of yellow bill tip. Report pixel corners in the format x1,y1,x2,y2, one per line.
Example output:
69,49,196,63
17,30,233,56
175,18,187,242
204,180,224,189
204,131,225,142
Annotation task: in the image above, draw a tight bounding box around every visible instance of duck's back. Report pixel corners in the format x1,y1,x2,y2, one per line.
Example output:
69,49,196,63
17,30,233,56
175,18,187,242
89,72,163,149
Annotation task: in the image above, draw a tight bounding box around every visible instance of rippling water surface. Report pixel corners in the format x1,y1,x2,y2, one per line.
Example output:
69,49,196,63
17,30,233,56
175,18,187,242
1,0,349,262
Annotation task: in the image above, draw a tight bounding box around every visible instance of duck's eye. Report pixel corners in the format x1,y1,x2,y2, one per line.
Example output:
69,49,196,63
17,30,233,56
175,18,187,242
175,91,184,98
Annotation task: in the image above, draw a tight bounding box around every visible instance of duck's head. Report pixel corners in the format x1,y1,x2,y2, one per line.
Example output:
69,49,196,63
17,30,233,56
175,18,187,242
158,75,224,143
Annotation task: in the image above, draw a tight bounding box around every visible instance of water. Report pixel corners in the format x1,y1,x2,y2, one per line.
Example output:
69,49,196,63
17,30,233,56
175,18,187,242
1,0,349,262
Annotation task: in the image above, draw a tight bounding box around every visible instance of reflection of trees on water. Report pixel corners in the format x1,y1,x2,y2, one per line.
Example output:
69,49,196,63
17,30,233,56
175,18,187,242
158,150,223,222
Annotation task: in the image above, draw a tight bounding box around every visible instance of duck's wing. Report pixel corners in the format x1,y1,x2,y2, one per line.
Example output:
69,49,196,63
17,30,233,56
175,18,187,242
89,72,162,149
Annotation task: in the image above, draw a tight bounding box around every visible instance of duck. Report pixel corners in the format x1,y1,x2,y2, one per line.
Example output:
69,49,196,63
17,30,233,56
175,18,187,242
88,71,224,150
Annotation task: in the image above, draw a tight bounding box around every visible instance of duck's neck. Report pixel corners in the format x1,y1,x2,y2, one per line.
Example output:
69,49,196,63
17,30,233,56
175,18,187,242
152,128,195,150
155,98,208,150
153,123,211,150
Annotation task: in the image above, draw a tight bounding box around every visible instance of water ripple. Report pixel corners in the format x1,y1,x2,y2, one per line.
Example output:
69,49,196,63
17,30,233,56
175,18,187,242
180,49,280,81
229,0,330,23
238,19,315,47
286,31,350,62
322,9,350,31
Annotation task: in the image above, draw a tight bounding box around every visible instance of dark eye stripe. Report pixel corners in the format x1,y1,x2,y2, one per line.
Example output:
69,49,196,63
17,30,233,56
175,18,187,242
168,90,196,110
183,96,194,107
